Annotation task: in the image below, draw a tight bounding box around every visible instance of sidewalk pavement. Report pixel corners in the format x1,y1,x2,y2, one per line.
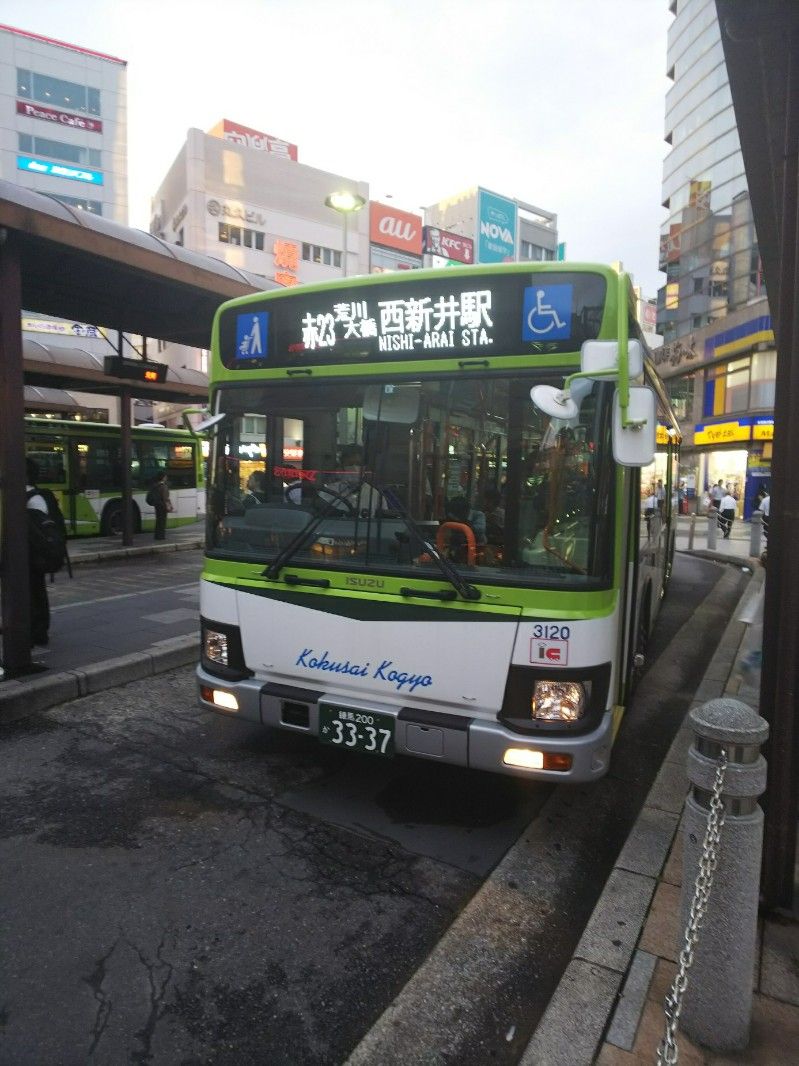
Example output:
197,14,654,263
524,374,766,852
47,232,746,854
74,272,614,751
3,517,795,1064
522,558,799,1064
0,520,204,720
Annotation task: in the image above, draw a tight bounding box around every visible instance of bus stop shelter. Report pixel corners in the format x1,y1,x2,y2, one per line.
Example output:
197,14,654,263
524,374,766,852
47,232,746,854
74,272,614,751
0,179,276,679
717,0,799,910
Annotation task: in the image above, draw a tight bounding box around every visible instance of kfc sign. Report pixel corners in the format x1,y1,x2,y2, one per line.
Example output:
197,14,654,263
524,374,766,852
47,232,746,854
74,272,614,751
369,202,423,255
213,119,298,161
422,226,474,265
17,100,102,133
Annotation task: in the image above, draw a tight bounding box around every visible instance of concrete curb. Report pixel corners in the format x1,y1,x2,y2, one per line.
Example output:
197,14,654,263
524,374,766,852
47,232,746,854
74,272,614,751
68,537,203,566
519,565,761,1064
0,635,199,724
344,562,757,1066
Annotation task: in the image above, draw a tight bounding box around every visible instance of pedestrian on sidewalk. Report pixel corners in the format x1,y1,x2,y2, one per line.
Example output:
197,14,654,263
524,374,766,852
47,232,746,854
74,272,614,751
760,491,770,540
26,458,51,647
150,471,173,541
718,490,737,538
710,479,725,511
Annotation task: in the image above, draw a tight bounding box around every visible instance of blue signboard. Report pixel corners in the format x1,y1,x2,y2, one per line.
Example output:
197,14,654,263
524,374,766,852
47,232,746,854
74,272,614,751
521,284,573,341
236,311,269,360
477,188,517,263
17,155,104,185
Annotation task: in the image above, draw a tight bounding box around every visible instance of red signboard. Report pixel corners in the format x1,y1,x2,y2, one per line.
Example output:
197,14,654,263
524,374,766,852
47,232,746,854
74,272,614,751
16,99,103,133
369,202,423,255
215,119,298,161
422,225,474,264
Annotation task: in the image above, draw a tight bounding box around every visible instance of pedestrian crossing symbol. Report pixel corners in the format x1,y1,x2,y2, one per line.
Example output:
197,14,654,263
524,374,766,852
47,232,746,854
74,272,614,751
521,284,572,341
236,311,269,360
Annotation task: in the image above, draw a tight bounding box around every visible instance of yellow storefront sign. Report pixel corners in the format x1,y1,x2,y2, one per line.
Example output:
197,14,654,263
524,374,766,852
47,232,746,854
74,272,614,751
752,422,774,441
694,421,751,445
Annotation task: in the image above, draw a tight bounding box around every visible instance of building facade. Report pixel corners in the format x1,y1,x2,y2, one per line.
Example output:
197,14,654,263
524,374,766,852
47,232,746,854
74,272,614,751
151,120,368,291
424,186,558,265
1,22,129,423
656,0,775,515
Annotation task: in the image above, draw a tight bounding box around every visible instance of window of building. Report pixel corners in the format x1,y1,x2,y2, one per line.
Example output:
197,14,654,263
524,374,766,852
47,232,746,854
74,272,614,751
302,242,341,266
51,194,102,215
219,224,264,249
520,240,554,261
666,373,695,421
750,350,777,409
704,353,777,418
18,133,101,169
724,358,750,413
242,414,267,435
17,68,101,116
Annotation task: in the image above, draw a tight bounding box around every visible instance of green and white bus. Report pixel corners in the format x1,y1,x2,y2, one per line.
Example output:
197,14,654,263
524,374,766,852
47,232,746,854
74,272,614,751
196,264,679,780
24,417,205,536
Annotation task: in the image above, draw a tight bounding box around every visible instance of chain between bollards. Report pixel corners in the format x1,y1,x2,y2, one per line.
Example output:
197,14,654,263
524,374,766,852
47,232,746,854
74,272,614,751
657,751,727,1065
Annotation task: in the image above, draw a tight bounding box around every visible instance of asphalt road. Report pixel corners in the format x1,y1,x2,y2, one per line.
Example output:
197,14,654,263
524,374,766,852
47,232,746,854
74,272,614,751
0,553,745,1065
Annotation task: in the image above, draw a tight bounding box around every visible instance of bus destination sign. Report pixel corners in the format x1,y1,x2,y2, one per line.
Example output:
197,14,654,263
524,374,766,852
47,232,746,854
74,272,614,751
218,271,607,370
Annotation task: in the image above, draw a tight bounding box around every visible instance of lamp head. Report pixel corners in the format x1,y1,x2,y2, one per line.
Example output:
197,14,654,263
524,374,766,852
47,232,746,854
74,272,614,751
325,191,366,214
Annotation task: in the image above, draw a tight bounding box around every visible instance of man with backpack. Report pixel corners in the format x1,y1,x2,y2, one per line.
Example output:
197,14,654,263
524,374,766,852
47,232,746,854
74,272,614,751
26,458,69,647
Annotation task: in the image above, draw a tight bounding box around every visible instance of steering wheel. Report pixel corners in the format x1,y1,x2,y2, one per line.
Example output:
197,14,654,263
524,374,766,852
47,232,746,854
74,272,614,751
313,484,357,516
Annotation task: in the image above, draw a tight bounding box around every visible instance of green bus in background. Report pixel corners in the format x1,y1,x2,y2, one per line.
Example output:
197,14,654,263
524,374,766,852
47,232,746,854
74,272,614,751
24,417,205,536
195,263,679,781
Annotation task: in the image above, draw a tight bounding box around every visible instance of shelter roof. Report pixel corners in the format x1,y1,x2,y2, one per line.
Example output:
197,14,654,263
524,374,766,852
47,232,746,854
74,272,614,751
0,179,277,350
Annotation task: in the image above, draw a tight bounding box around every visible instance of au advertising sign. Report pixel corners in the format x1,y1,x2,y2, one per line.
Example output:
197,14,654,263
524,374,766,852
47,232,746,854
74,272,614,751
369,203,423,255
477,188,517,263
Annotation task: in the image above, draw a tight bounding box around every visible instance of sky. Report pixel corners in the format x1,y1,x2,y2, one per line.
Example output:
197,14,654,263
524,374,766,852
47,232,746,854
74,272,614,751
4,0,672,296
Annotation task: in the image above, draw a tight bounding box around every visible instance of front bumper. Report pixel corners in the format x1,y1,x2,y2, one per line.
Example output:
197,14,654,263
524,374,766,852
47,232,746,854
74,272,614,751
196,665,615,782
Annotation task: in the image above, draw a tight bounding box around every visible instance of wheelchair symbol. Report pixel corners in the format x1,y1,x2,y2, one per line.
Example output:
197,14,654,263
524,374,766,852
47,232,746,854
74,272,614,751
527,289,566,335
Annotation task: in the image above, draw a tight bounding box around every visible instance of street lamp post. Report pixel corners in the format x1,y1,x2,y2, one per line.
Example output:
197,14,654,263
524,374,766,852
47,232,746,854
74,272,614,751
325,191,366,277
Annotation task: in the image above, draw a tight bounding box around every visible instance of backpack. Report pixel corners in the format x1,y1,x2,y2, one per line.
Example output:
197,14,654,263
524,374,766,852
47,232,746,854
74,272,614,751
27,487,69,576
145,483,161,506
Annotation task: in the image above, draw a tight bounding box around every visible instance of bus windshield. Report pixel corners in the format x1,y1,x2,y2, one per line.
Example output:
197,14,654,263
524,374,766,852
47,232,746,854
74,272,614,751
208,373,614,588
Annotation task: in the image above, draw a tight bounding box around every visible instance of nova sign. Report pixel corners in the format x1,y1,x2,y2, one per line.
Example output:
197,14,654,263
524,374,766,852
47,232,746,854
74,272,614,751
477,188,517,263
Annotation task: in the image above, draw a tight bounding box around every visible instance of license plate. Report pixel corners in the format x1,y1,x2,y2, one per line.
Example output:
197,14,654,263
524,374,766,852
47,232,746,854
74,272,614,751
318,704,394,757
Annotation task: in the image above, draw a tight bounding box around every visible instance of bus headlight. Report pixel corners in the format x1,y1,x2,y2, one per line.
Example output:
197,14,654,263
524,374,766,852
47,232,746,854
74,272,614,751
531,680,586,722
203,628,229,666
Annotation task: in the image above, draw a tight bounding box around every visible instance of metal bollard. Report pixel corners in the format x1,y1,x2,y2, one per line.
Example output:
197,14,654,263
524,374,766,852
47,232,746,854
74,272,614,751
688,514,696,550
707,511,718,549
749,510,762,556
679,698,769,1051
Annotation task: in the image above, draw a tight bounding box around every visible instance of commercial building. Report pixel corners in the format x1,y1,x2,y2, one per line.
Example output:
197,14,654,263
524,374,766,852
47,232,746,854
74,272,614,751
656,0,775,515
1,22,132,423
424,186,558,265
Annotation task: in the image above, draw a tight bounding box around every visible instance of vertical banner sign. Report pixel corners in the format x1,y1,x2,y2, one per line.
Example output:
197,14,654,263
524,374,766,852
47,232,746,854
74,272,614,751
477,188,517,263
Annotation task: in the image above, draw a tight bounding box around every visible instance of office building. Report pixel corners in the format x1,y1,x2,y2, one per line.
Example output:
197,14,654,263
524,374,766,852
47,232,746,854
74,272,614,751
656,0,775,516
1,22,131,422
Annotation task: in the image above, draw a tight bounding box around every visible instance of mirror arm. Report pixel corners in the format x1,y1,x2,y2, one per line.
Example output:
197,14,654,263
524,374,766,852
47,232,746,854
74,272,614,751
617,271,632,428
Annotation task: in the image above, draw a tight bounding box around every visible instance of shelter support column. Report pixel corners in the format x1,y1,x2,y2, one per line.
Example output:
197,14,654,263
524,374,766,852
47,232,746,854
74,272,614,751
0,232,35,676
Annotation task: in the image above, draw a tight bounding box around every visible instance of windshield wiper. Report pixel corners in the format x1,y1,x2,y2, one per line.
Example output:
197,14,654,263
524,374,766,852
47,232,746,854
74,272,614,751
379,487,481,601
262,485,354,580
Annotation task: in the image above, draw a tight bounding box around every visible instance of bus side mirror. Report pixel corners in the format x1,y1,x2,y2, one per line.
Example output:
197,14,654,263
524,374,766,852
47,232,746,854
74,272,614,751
581,339,643,378
182,409,226,436
612,387,656,466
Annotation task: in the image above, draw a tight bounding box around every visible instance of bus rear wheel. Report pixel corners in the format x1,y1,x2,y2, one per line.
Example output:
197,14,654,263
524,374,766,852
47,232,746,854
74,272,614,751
101,500,141,536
